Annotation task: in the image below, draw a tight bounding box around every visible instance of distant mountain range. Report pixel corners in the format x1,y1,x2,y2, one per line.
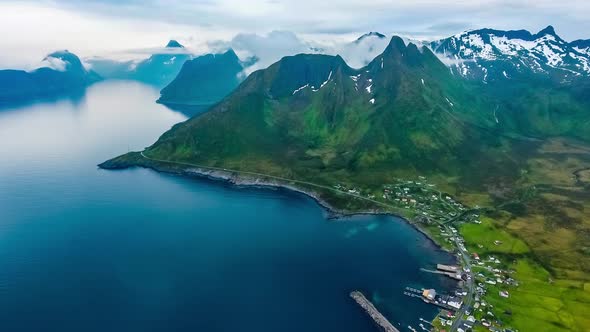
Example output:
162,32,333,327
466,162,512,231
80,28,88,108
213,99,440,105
5,28,589,110
0,50,101,105
156,32,390,108
87,40,190,88
431,26,590,82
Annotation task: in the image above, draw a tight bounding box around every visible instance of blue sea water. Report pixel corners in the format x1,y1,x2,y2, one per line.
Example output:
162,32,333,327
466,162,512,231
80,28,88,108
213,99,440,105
0,81,456,332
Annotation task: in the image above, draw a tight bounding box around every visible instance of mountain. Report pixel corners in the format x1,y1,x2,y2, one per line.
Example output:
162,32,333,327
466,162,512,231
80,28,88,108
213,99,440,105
431,26,590,83
165,40,183,48
0,50,101,104
355,32,386,42
103,35,590,179
87,40,190,88
157,49,244,106
102,37,518,182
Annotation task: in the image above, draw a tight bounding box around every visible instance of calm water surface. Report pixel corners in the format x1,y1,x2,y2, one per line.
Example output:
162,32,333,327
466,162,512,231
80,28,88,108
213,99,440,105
0,81,456,332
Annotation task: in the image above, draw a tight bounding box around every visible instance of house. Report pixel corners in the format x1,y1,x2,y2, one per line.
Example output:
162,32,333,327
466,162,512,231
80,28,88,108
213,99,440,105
422,289,436,300
447,297,463,309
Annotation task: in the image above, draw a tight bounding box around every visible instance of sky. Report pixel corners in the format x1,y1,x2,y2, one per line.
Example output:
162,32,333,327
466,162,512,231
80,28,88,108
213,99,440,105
0,0,589,69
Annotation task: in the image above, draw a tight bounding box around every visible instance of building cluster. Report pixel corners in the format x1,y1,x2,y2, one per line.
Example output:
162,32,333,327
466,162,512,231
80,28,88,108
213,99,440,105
337,177,520,332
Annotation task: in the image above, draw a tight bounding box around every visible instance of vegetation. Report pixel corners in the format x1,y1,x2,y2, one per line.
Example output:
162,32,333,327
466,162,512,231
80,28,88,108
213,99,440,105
157,49,244,106
460,218,590,332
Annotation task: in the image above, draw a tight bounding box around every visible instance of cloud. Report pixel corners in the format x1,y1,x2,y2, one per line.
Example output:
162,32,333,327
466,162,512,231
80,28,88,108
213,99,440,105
38,57,68,72
206,31,393,74
208,31,321,75
329,34,390,68
0,1,229,69
34,0,590,40
1,0,589,70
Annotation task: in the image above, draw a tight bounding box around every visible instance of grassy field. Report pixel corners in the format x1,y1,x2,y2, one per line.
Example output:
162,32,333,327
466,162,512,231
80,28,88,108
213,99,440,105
460,217,590,332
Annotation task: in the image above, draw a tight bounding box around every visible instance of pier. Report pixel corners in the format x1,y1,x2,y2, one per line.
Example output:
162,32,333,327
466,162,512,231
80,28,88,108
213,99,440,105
420,268,463,280
437,264,460,273
350,291,399,332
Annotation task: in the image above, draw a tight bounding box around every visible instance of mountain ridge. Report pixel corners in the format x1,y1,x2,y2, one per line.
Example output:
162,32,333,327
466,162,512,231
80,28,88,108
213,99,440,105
157,49,244,107
87,40,190,88
431,26,590,83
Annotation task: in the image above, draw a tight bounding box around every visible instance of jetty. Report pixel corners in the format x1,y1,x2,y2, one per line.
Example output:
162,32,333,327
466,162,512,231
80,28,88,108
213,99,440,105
437,264,460,273
350,291,399,332
421,268,463,280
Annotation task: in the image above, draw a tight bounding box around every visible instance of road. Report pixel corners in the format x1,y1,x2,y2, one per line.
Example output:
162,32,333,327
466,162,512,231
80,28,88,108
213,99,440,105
444,222,475,332
140,151,396,210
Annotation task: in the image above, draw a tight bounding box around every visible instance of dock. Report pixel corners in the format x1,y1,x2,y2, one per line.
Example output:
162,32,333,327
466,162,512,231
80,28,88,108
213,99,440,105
437,264,460,273
421,268,463,280
350,291,399,332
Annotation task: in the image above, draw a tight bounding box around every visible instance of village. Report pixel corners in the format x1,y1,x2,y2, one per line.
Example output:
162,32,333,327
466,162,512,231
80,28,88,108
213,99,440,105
335,178,520,332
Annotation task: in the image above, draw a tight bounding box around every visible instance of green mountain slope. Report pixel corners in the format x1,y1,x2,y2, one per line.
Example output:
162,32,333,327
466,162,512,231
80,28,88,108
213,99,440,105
104,36,589,186
157,49,244,106
106,37,518,186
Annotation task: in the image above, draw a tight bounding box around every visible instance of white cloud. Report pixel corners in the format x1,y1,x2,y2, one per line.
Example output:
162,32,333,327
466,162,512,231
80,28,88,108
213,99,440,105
38,56,68,72
1,0,589,70
0,2,232,69
208,31,321,75
329,34,390,68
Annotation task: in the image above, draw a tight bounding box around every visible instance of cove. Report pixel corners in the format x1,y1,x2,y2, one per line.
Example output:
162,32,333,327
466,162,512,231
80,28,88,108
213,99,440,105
0,81,456,332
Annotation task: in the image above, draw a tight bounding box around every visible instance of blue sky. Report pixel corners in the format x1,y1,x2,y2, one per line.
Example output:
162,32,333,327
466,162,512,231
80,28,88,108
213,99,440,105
1,0,588,68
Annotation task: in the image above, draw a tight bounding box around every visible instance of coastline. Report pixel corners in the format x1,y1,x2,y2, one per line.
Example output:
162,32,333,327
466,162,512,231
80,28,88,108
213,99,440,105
98,158,453,255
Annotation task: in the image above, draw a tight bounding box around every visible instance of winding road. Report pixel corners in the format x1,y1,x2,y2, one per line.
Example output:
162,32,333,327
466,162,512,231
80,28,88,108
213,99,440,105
140,151,395,210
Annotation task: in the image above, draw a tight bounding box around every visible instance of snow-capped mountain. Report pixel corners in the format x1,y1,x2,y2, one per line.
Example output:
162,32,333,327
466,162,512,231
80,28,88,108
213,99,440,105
431,26,590,82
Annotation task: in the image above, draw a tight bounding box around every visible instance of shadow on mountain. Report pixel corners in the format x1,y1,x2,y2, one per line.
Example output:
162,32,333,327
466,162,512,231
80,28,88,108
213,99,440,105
159,102,213,118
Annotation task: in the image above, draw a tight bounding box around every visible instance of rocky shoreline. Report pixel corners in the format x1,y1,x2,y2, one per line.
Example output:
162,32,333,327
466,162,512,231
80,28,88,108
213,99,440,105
98,154,452,253
182,166,452,254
